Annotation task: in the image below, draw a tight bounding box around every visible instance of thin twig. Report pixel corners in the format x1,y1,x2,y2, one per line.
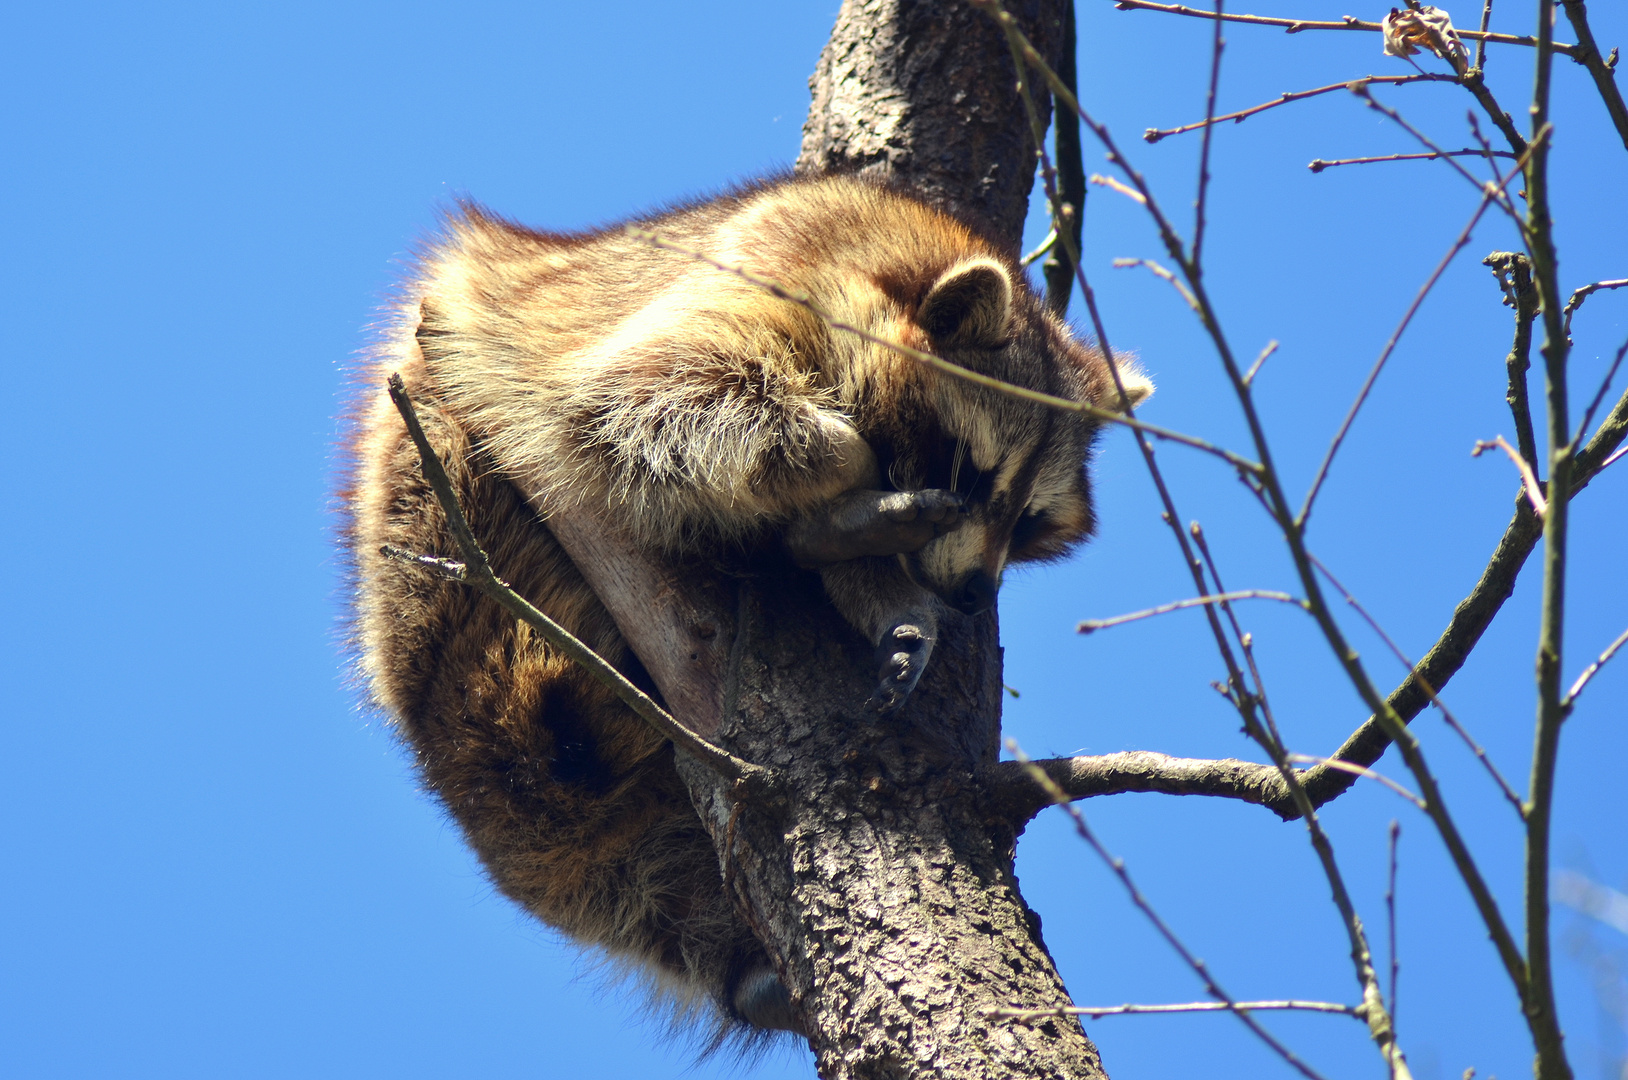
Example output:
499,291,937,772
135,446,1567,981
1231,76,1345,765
1243,341,1278,386
984,10,1532,1045
1348,83,1524,223
1562,278,1628,340
1309,149,1516,172
381,374,769,792
1474,0,1494,72
1387,820,1401,1031
1574,336,1627,452
1078,590,1303,633
1563,626,1628,709
630,228,1262,475
1008,742,1333,1080
1473,436,1550,517
1108,0,1579,56
1559,0,1628,153
1145,74,1453,143
1310,553,1528,818
1299,130,1545,525
990,1000,1361,1021
1089,173,1146,203
1041,0,1085,315
1285,755,1426,810
1112,257,1197,308
1020,228,1058,267
1299,383,1628,815
1191,0,1224,268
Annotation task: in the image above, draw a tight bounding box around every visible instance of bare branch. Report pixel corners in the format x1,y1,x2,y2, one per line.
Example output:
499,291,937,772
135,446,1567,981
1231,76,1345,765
1077,590,1303,634
1310,553,1528,817
1006,742,1334,1080
1568,331,1624,489
1299,131,1544,525
991,1000,1361,1021
1041,0,1084,315
1484,251,1542,471
1019,227,1057,267
983,752,1299,825
1145,74,1453,143
1295,378,1628,815
1474,0,1494,72
1243,340,1279,386
1387,820,1401,1030
1348,84,1524,222
1559,0,1628,153
1564,625,1628,708
1285,754,1426,810
1309,149,1516,172
382,374,770,793
1088,172,1146,203
1191,0,1225,268
1108,0,1579,56
1112,256,1198,308
1517,10,1575,1071
1562,278,1628,339
1473,436,1550,517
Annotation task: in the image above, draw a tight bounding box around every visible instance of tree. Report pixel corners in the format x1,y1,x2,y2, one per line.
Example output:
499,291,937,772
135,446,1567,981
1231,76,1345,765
387,2,1628,1078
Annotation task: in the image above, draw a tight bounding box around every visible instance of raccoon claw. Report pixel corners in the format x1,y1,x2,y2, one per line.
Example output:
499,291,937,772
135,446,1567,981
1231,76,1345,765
878,488,965,531
867,623,930,714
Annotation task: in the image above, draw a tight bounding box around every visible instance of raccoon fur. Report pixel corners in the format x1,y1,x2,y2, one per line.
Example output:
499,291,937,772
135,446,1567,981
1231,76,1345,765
344,174,1150,1040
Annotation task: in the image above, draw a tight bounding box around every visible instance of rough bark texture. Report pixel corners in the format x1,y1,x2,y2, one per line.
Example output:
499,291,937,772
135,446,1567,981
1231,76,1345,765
679,578,1105,1080
552,2,1102,1076
798,0,1064,247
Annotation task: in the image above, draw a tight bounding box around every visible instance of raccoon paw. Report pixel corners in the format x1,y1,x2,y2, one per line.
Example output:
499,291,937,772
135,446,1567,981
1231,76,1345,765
878,488,965,530
786,489,965,567
867,622,932,714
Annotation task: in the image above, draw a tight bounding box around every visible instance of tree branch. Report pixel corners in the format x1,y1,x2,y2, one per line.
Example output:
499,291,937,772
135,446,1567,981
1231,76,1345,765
992,1000,1360,1021
1559,0,1628,153
1108,0,1580,57
1145,74,1455,143
985,751,1296,822
1485,251,1542,471
1041,0,1084,314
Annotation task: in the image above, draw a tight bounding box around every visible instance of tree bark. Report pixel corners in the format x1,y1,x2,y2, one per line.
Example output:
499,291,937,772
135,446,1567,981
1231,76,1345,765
798,0,1064,246
552,2,1103,1076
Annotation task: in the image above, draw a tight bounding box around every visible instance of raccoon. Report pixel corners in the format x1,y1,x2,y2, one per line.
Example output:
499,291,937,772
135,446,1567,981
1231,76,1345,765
345,174,1150,1039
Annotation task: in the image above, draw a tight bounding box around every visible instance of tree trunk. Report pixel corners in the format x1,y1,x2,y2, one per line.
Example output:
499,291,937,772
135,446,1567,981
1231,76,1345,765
798,0,1061,245
552,3,1105,1076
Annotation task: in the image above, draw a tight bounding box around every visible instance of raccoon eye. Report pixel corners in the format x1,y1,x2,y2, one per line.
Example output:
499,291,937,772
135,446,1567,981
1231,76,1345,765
1008,510,1050,554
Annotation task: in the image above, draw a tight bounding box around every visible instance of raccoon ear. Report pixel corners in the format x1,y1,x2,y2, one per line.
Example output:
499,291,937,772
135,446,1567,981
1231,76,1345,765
1110,367,1154,410
919,258,1013,347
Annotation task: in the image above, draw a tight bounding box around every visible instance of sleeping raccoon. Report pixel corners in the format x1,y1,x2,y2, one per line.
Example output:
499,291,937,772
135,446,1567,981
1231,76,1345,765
345,174,1149,1040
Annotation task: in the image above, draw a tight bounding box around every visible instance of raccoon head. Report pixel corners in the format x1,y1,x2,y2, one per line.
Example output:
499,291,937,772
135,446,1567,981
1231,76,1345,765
881,257,1152,615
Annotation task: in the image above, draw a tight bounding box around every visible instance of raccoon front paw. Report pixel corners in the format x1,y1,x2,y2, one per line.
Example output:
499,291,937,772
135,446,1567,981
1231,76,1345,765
867,622,932,714
786,489,965,567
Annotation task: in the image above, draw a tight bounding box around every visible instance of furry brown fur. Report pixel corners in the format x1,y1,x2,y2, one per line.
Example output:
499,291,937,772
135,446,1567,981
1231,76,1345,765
344,174,1149,1040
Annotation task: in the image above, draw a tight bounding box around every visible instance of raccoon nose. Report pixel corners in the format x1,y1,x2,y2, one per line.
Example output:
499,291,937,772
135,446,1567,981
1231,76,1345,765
954,570,999,615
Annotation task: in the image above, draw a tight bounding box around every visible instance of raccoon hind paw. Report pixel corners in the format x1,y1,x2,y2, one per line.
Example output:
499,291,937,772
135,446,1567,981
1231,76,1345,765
866,622,932,714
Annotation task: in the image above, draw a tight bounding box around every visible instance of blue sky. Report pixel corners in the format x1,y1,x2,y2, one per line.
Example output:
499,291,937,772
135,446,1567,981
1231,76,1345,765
1,3,1623,1078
